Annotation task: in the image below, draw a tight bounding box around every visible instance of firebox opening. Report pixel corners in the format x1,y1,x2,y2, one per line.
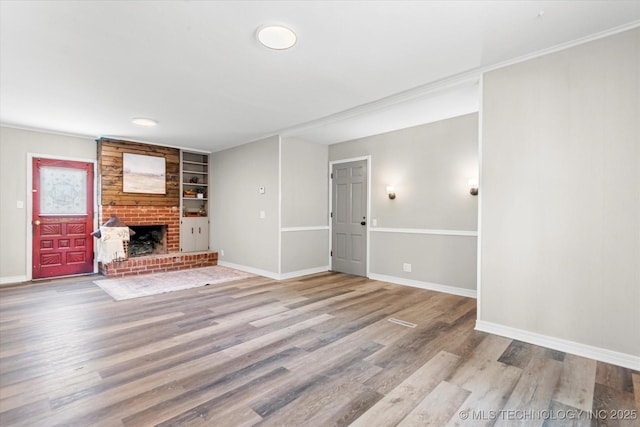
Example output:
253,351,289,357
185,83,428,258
128,225,167,257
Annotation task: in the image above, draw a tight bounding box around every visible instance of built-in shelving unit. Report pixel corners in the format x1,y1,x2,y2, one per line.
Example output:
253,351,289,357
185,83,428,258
180,151,210,252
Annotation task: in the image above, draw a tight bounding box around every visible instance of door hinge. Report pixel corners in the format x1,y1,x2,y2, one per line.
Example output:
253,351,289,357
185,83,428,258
330,250,333,256
330,212,333,218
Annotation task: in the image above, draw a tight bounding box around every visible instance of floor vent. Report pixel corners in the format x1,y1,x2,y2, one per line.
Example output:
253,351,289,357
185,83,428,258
388,318,417,328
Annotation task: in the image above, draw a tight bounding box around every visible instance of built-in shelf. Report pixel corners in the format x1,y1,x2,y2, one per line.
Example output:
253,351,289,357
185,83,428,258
183,160,208,166
183,169,208,174
180,150,210,252
180,152,209,215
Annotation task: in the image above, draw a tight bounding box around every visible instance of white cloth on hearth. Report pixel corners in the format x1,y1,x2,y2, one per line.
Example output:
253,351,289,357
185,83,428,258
96,226,129,263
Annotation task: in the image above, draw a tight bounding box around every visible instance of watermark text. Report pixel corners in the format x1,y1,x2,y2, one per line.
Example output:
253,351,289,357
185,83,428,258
457,409,637,421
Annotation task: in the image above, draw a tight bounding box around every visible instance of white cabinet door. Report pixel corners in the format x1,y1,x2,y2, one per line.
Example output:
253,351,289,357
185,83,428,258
194,217,209,251
180,217,209,252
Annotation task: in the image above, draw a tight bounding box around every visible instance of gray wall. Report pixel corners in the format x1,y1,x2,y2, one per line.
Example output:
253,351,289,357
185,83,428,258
211,136,280,274
281,137,328,228
211,136,329,277
370,232,477,289
281,231,328,274
280,137,329,274
329,113,479,292
481,28,640,357
0,126,97,283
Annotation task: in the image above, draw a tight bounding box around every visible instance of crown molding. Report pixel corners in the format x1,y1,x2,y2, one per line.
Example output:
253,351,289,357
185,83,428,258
480,20,640,74
98,135,211,153
279,73,480,138
277,21,640,141
0,123,212,154
1,122,96,141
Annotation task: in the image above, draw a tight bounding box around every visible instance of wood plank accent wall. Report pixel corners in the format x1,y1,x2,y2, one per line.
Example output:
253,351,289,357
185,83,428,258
97,138,180,206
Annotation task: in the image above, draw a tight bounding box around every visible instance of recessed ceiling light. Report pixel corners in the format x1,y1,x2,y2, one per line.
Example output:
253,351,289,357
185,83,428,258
257,25,297,50
131,117,158,127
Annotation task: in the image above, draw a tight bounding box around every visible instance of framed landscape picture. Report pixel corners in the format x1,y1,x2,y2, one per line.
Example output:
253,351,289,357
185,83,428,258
122,153,166,194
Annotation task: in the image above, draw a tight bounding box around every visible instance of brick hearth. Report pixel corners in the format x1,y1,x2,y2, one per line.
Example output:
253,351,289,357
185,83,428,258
98,251,218,278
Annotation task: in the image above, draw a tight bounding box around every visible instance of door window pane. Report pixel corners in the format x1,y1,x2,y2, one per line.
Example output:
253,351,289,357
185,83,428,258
40,167,87,214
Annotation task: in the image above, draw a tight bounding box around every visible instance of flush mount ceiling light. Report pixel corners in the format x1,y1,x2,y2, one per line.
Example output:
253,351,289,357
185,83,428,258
257,25,297,50
131,117,158,127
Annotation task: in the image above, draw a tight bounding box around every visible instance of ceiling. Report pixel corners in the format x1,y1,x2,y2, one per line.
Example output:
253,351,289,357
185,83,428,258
1,1,639,152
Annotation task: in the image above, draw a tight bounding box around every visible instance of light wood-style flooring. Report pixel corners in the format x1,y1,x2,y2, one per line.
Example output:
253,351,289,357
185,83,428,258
1,272,638,426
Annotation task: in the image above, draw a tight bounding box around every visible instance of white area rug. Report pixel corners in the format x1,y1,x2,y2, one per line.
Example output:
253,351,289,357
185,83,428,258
94,266,255,301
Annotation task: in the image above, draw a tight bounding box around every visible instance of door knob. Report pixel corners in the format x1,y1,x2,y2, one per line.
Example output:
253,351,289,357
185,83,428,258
33,220,41,226
360,221,366,226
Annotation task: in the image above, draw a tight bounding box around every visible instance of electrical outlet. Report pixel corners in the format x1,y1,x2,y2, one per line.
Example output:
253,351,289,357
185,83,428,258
220,249,225,257
259,210,266,219
403,263,412,273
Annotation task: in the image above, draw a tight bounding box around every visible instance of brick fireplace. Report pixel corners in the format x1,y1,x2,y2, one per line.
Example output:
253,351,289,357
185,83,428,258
100,205,180,253
97,138,217,278
97,205,217,278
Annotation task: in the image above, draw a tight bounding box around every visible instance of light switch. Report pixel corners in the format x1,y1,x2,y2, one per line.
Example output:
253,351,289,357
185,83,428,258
16,201,24,209
372,218,377,226
259,210,266,219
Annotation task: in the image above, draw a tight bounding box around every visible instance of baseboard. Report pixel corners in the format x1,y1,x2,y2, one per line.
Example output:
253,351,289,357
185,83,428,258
217,261,281,280
368,273,477,299
279,266,329,280
218,261,329,281
0,275,28,286
475,320,640,371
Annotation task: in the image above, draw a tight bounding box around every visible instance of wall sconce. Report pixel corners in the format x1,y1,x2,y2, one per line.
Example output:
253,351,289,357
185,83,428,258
386,186,396,200
468,179,479,196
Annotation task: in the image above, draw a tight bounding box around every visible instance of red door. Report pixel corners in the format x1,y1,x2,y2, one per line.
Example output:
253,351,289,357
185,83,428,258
32,158,94,279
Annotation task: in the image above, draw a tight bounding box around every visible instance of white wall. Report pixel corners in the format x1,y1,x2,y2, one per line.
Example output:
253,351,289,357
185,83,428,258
0,126,97,283
211,136,280,274
480,28,639,364
329,113,479,295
